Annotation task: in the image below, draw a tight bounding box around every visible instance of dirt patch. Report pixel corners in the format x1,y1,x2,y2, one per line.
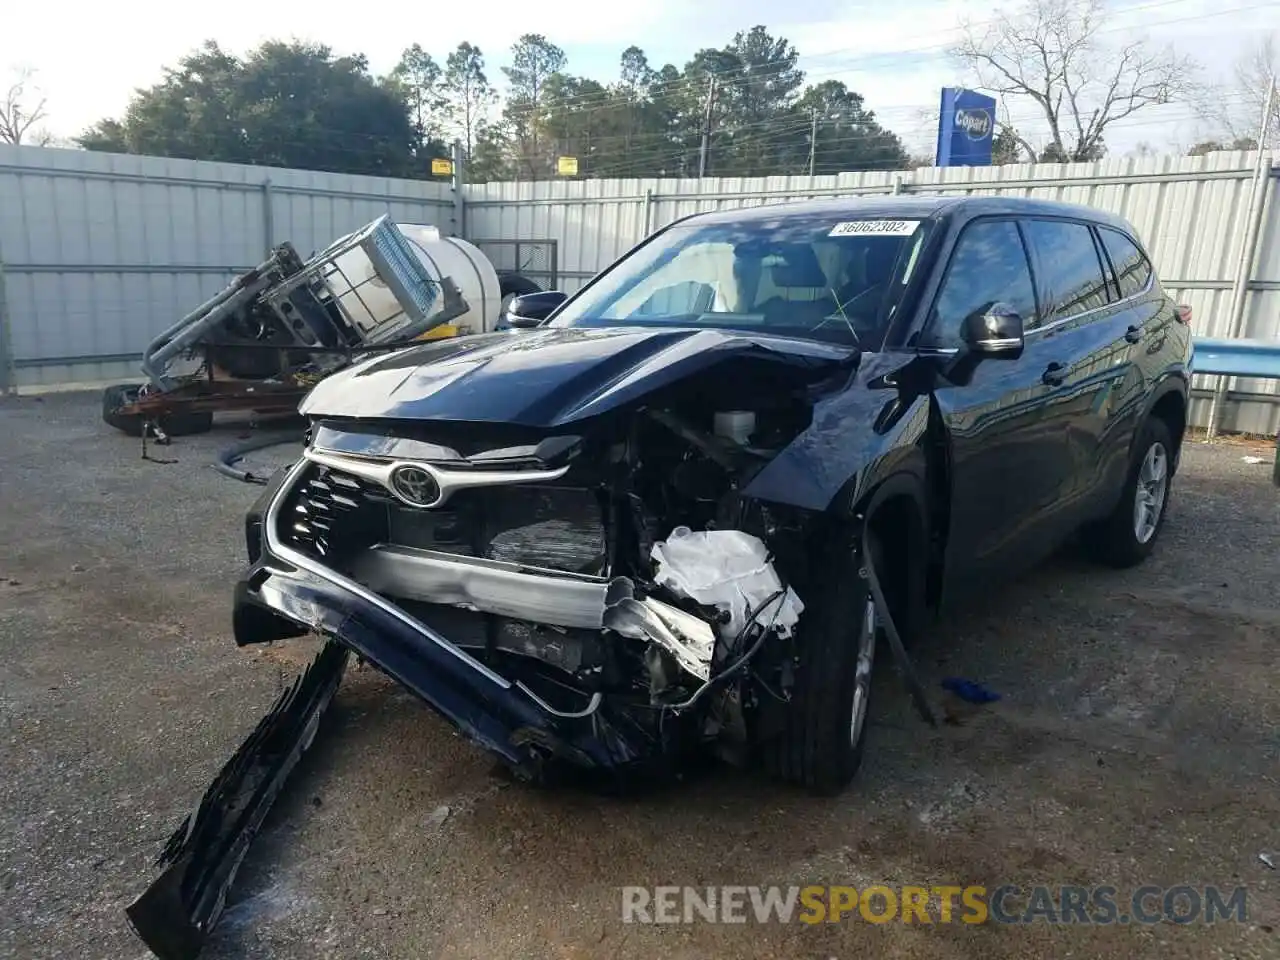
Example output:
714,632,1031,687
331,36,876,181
1,393,1277,960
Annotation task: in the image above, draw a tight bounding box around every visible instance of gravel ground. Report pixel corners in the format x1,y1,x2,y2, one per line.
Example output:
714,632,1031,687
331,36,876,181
1,391,1278,960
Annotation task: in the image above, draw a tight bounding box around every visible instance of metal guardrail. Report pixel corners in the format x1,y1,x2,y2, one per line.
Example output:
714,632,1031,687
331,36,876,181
1192,337,1280,378
1192,336,1280,486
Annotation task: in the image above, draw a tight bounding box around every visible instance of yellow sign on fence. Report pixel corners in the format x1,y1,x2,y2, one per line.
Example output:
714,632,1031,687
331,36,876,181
431,158,454,176
557,156,579,176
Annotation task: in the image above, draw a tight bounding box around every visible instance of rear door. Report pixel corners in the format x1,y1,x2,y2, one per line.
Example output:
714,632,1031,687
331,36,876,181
1096,224,1175,411
1020,218,1146,524
921,218,1074,595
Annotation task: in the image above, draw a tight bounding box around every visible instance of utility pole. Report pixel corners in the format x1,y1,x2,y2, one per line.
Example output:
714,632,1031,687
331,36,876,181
451,139,466,239
808,108,819,177
1207,71,1276,438
698,76,717,178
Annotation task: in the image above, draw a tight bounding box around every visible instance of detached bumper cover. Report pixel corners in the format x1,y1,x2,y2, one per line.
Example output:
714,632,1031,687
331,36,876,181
233,461,655,773
127,640,348,960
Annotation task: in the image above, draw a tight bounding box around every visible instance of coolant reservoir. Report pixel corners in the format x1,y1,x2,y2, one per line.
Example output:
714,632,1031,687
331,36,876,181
713,410,756,445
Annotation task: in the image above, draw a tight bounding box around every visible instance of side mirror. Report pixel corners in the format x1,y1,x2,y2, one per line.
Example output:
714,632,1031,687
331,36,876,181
504,291,567,329
963,303,1025,359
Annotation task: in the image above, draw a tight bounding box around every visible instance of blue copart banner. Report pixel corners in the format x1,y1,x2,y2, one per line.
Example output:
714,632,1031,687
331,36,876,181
936,88,996,167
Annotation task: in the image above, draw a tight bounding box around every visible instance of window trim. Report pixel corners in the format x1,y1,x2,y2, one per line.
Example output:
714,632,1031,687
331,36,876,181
1090,225,1120,301
1028,226,1155,336
1095,224,1155,305
1013,215,1116,330
916,216,1158,355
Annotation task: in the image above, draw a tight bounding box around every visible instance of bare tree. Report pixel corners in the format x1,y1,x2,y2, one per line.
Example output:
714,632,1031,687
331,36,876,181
952,0,1196,161
1196,34,1278,148
0,67,51,145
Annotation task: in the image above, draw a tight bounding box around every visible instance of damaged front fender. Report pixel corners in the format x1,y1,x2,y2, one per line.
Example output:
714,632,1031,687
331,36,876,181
743,351,934,513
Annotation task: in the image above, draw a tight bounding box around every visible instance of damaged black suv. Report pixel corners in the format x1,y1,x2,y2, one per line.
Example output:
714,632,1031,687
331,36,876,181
234,196,1192,793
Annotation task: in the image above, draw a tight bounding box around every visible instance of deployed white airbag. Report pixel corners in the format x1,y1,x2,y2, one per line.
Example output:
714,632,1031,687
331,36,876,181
651,527,804,639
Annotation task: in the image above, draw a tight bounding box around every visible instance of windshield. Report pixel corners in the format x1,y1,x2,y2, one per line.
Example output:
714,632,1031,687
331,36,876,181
550,213,932,347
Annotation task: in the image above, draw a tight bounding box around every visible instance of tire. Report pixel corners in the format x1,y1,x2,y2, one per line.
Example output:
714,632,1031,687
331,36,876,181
759,529,879,794
101,383,214,438
1082,417,1173,568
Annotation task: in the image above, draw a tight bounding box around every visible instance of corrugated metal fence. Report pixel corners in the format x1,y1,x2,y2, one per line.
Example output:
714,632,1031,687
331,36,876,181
2,145,1277,433
0,144,455,388
467,151,1280,435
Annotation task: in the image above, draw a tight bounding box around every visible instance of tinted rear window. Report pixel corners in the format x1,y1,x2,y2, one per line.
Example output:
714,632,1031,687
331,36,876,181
1098,227,1153,299
1021,219,1112,324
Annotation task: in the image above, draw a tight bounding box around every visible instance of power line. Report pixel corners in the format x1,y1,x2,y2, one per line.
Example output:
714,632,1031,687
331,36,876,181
86,0,1276,141
75,0,1277,180
530,90,1266,174
514,101,1262,180
490,0,1274,121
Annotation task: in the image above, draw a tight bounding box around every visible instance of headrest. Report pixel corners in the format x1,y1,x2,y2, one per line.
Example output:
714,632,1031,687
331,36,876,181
765,244,828,288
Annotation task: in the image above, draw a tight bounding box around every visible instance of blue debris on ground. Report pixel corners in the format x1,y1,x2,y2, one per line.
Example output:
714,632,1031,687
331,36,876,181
941,677,1002,704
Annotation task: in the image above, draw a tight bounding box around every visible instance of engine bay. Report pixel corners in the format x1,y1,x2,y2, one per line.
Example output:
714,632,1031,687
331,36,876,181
279,375,824,759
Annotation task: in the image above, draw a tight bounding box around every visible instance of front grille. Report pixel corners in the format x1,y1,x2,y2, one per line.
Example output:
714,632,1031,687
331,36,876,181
285,468,388,559
283,464,605,575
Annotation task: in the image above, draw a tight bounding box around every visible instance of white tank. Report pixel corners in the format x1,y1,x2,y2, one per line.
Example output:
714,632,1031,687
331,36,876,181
322,221,504,340
396,224,502,334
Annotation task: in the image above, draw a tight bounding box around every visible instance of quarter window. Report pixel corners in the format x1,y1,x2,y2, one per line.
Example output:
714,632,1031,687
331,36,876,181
1098,227,1153,300
1021,219,1112,323
926,220,1036,349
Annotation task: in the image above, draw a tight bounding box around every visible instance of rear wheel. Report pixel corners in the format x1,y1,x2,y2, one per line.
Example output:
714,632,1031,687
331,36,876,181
759,531,879,794
1082,417,1173,567
101,383,214,438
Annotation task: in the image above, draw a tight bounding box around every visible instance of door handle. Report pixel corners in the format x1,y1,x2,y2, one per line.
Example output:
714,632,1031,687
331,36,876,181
1124,324,1143,344
1042,361,1067,387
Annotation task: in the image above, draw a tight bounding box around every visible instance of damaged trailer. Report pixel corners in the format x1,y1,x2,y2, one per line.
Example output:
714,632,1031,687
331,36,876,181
101,216,540,438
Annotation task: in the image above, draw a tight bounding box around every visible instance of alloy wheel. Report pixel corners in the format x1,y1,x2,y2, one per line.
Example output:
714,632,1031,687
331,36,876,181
1133,441,1169,544
850,595,877,746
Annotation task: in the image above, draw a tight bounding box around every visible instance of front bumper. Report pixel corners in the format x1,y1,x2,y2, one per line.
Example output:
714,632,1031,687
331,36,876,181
233,460,661,775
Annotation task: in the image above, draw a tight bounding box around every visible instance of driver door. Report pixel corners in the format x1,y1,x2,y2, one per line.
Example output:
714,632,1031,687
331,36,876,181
922,218,1076,600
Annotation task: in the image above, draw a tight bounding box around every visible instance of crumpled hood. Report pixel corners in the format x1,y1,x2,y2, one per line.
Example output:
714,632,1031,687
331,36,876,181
301,326,857,426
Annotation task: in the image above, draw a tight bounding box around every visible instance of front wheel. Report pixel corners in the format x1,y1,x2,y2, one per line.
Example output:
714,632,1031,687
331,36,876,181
758,534,878,794
1082,417,1173,568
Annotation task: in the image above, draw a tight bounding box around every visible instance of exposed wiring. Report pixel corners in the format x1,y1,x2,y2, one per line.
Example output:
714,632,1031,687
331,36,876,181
749,668,791,704
664,588,788,714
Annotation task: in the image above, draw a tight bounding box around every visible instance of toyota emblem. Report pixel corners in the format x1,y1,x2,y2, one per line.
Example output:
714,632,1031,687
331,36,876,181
390,465,441,507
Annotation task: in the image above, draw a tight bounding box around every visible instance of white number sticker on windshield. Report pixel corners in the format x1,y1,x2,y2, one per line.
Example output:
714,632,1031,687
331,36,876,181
828,220,920,237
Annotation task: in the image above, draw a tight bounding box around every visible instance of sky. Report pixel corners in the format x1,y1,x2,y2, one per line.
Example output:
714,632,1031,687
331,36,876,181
3,0,1276,157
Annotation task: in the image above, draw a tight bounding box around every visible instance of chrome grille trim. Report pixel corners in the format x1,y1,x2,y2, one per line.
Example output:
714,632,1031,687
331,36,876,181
265,459,512,689
303,447,570,509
